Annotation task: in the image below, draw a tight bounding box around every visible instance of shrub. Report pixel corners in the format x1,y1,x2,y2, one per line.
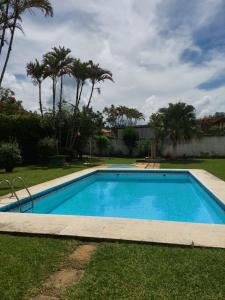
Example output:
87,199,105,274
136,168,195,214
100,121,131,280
38,137,56,164
122,127,139,157
95,135,109,155
0,142,22,172
0,114,53,163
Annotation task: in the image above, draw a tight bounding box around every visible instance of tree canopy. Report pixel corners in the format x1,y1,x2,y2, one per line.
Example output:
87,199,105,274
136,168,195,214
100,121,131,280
104,105,144,128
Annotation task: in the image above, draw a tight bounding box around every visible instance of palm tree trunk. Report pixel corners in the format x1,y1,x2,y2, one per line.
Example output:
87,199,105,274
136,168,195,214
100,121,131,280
74,79,80,113
87,82,95,108
0,2,10,57
52,77,56,117
78,80,84,106
38,82,43,118
59,75,63,113
0,14,17,87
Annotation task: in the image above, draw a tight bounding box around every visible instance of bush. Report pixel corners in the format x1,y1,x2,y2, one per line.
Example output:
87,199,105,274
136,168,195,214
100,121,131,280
0,114,53,164
0,142,22,172
122,127,139,157
38,137,56,164
95,135,109,155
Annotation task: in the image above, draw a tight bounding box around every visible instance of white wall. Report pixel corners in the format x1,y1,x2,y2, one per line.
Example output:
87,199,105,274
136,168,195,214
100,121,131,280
162,136,225,157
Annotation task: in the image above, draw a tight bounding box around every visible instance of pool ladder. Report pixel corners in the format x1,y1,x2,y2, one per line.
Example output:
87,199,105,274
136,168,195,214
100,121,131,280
0,177,33,213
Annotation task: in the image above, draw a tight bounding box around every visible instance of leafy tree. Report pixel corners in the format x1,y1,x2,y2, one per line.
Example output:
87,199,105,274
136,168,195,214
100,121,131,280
86,61,113,108
149,112,165,145
104,105,144,127
122,127,139,157
95,135,109,155
26,59,46,117
43,46,72,116
151,102,198,157
0,141,21,172
0,87,27,114
0,0,53,86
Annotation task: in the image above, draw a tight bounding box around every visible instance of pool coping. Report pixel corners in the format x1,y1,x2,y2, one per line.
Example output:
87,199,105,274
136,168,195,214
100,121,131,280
0,168,225,248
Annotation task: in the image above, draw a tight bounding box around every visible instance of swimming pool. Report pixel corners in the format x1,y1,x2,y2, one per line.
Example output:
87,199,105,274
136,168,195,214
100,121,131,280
3,170,225,224
105,164,136,168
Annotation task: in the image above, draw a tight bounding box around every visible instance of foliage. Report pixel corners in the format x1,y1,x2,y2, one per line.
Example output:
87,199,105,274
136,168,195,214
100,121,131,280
0,114,52,163
0,141,21,172
0,0,53,86
198,112,225,136
0,87,27,115
104,105,144,128
149,112,165,145
95,135,109,155
122,127,139,156
26,59,46,117
74,107,104,159
150,102,199,157
38,137,56,164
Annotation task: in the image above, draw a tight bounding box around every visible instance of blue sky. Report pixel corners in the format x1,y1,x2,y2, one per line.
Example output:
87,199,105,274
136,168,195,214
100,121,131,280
2,0,225,117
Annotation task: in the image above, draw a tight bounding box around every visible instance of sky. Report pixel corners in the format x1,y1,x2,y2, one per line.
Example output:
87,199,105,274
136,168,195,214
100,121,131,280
2,0,225,119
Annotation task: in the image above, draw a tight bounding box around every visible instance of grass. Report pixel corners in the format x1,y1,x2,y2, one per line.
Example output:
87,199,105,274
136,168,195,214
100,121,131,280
64,243,225,300
161,158,225,181
0,234,78,300
0,157,138,196
0,157,225,299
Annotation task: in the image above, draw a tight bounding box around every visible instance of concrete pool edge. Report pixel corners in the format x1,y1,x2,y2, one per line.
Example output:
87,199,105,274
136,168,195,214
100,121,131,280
0,167,225,248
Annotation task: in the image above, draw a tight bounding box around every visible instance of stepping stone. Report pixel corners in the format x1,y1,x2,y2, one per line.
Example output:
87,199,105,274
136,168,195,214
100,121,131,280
70,244,97,266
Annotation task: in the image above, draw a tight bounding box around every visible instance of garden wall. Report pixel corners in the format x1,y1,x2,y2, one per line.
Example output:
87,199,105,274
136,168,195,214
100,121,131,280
86,136,225,157
162,136,225,157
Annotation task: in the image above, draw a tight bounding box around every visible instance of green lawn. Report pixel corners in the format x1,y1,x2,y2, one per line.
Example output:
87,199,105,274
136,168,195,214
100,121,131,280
64,243,225,300
0,157,138,196
161,158,225,181
0,157,225,299
0,234,78,300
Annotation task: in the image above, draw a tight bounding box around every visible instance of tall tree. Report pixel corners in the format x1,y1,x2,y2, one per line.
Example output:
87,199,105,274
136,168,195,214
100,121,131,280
69,59,90,113
151,102,198,157
43,46,72,116
0,0,53,87
86,61,113,108
26,59,46,117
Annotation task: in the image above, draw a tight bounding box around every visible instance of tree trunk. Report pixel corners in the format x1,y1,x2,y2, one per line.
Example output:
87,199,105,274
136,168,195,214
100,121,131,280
74,79,80,114
38,82,43,117
59,75,63,113
0,2,10,57
87,82,95,108
0,14,17,86
78,80,84,106
52,77,56,117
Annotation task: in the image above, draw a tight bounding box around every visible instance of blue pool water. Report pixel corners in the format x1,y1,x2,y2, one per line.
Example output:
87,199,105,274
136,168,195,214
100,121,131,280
106,164,136,168
4,171,225,224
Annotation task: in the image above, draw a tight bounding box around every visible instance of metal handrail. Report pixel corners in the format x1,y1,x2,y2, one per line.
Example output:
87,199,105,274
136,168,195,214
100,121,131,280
0,178,22,211
12,177,33,212
0,179,14,197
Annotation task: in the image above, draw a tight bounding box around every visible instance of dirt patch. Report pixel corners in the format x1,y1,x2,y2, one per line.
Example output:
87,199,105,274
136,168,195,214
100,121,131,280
34,295,58,300
44,269,84,290
32,244,97,299
70,244,97,266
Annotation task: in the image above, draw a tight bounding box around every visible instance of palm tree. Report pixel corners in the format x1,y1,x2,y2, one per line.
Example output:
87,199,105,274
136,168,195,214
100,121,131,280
0,0,53,87
43,46,72,116
26,59,46,117
157,102,198,157
86,61,113,108
69,59,90,113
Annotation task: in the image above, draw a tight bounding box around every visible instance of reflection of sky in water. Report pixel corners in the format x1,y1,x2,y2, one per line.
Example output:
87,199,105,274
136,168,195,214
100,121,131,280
13,173,225,224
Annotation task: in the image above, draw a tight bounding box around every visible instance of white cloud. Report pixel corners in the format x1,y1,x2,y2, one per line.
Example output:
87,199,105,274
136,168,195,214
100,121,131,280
1,0,225,117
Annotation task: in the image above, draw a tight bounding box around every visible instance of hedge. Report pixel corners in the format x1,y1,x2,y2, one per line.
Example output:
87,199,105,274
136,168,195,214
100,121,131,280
0,114,52,164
